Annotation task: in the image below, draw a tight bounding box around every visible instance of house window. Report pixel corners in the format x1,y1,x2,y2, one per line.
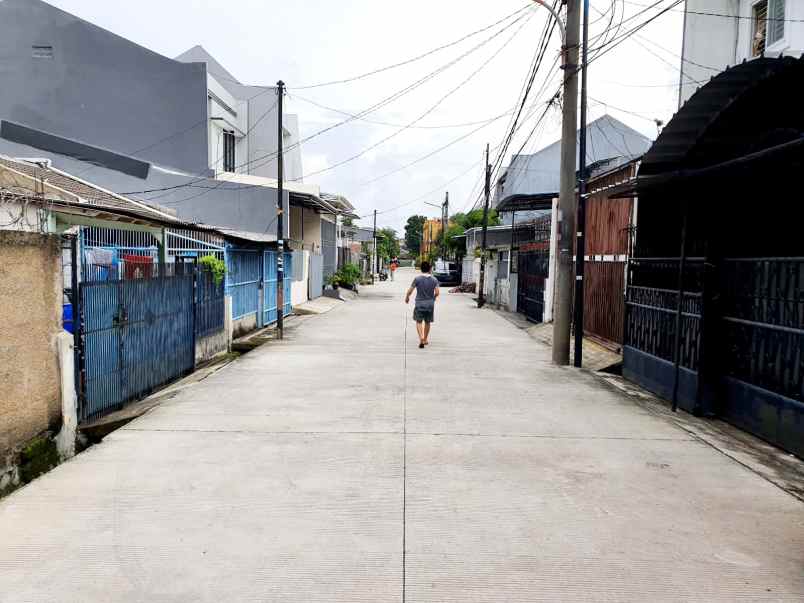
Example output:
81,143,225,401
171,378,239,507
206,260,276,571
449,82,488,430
222,130,236,172
32,45,53,59
752,0,785,57
768,0,785,46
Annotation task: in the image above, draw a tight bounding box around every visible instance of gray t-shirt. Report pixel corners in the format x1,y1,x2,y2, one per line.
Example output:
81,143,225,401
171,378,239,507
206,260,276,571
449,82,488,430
411,274,439,310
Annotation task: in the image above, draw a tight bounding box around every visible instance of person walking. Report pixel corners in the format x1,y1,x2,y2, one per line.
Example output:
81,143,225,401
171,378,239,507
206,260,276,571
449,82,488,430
405,261,440,349
390,258,398,281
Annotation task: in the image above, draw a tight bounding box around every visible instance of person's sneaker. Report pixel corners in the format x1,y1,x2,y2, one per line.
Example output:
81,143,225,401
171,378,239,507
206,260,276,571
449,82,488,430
418,342,425,349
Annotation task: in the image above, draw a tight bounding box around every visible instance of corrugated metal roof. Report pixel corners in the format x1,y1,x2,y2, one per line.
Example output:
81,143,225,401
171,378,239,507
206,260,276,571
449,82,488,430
0,155,181,223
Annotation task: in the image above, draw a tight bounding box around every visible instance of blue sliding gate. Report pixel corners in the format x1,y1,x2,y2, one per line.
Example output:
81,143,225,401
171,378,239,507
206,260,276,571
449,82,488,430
78,273,195,421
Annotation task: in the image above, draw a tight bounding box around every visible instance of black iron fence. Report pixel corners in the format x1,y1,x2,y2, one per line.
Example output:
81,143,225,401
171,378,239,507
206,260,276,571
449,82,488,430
721,258,804,402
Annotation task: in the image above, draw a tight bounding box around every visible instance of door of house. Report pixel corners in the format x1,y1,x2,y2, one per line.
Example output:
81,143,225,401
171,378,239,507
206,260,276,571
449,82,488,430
78,270,195,421
309,253,324,299
321,219,337,281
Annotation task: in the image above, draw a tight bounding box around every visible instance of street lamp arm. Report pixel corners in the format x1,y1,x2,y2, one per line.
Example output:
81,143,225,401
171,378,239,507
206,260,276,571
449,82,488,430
530,0,566,45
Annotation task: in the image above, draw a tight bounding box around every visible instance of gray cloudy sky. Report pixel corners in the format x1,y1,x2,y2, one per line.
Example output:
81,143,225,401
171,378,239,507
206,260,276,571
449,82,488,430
46,0,685,231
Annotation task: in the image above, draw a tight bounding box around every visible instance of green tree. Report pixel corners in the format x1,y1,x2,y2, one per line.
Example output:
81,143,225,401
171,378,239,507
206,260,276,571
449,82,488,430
404,215,426,257
376,228,400,261
444,223,467,259
451,208,501,230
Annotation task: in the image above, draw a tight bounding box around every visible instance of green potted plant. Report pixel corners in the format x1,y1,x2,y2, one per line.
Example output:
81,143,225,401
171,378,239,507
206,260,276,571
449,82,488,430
337,263,361,291
326,272,341,289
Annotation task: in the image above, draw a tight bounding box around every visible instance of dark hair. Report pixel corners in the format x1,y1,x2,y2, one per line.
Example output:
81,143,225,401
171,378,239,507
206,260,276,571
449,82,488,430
420,261,431,273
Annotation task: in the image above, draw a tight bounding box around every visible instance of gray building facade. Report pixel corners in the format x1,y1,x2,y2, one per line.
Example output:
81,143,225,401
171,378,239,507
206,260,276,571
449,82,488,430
0,0,293,237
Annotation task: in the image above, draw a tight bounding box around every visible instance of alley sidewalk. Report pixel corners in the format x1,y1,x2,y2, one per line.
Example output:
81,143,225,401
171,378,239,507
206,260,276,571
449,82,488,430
0,268,802,602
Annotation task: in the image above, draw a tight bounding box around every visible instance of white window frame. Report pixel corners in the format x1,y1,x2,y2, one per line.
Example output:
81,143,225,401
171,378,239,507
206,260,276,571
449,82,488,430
750,0,786,57
766,0,786,49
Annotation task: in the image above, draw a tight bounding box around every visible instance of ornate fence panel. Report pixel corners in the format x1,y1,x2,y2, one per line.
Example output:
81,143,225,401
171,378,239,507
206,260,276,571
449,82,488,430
516,219,551,323
719,258,804,457
622,258,704,412
625,286,702,371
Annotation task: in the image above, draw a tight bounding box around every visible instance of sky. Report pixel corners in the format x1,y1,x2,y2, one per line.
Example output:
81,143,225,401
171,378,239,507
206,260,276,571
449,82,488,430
45,0,686,232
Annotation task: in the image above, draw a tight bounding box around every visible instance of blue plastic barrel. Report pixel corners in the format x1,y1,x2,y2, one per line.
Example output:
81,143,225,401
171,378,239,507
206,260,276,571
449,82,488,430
63,303,74,333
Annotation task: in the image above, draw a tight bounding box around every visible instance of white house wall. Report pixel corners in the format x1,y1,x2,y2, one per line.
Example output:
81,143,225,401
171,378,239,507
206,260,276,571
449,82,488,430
680,0,804,104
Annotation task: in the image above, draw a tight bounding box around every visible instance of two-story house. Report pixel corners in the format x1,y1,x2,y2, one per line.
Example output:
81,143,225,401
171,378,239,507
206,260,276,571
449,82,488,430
0,0,335,241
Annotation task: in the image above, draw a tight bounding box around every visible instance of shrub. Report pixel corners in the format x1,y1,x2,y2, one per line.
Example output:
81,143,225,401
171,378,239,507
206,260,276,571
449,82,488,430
338,263,361,286
199,255,226,285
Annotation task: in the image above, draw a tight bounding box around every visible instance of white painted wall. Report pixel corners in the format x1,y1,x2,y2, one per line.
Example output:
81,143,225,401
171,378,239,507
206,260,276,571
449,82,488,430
304,210,322,251
543,198,559,323
681,0,804,104
0,199,49,232
291,250,310,307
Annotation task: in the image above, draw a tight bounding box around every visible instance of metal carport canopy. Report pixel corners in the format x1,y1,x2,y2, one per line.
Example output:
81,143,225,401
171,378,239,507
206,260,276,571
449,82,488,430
495,192,556,213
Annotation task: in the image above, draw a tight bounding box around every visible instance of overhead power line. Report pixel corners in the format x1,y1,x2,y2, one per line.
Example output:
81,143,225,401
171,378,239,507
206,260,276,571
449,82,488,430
289,93,518,131
296,12,533,182
121,11,526,202
289,4,532,89
241,10,532,177
622,0,804,22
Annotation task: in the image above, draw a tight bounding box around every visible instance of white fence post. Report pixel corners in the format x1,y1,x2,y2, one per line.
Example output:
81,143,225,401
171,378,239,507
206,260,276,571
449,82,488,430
224,296,234,352
55,332,77,460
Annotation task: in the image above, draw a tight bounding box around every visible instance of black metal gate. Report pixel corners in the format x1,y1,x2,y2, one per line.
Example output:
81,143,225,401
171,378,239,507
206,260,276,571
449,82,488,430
78,270,196,421
517,222,551,323
623,257,804,459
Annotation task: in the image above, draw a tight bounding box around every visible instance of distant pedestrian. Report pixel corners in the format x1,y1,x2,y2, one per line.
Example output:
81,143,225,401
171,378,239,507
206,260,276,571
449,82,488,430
390,259,398,281
405,261,440,349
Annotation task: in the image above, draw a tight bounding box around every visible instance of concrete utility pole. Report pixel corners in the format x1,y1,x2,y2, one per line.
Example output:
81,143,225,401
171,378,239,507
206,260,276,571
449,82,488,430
276,80,286,340
573,0,591,368
442,191,449,260
372,209,378,277
551,0,581,366
477,143,491,308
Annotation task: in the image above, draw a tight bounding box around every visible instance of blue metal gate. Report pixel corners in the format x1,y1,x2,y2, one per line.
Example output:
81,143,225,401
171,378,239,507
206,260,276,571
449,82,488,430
79,273,195,421
263,251,292,325
226,249,262,322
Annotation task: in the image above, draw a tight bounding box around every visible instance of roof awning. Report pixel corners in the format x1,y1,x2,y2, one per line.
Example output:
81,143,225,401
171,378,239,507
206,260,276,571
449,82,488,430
289,191,338,214
496,192,556,213
639,56,804,180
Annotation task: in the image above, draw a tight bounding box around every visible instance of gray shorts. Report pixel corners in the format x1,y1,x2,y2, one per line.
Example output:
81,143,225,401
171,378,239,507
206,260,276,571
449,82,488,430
413,307,434,323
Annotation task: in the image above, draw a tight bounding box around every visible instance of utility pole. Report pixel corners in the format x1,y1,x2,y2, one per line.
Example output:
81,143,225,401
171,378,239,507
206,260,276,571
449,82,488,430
477,143,491,308
442,191,449,260
372,209,378,277
276,80,285,340
552,0,581,366
573,0,590,368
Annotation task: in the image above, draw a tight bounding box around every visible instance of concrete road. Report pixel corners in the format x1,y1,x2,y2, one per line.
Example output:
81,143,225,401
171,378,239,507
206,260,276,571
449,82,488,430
1,268,802,602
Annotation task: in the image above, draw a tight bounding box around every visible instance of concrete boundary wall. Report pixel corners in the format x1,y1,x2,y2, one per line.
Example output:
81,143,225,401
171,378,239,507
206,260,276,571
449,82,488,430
0,231,62,461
